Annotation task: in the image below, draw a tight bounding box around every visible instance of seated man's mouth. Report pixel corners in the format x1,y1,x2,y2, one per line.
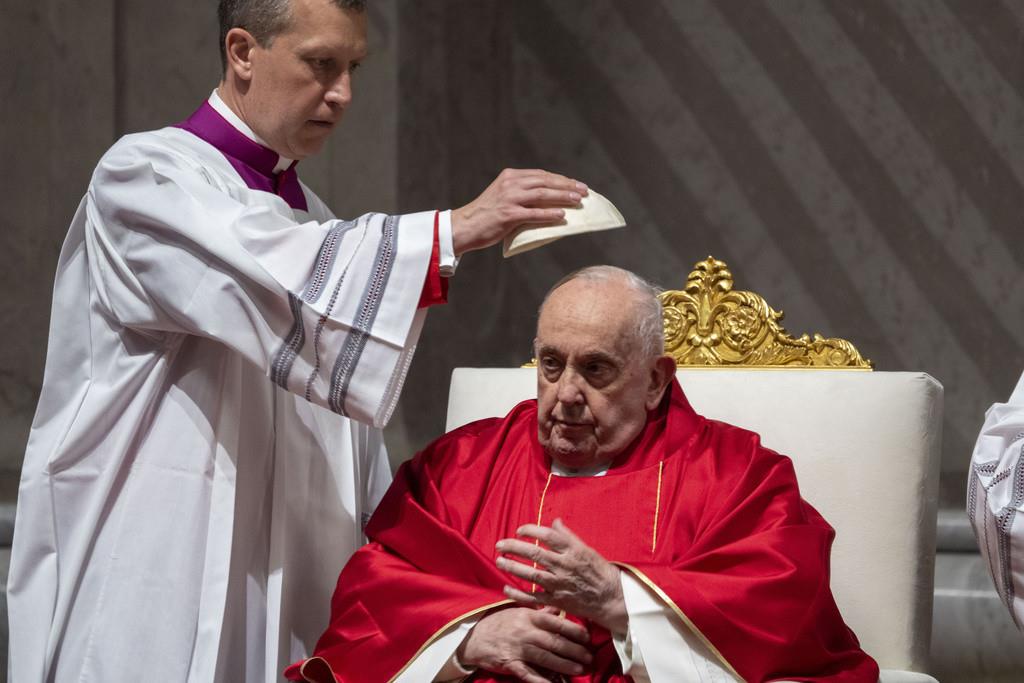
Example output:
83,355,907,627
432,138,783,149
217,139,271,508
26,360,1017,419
554,420,593,431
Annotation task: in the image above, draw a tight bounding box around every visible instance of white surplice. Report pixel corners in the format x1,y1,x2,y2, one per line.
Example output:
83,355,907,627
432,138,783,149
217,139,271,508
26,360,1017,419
968,370,1024,629
8,96,445,682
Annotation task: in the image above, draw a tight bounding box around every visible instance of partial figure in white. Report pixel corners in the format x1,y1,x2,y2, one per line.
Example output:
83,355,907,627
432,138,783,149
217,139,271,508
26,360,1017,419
969,371,1024,629
6,0,588,681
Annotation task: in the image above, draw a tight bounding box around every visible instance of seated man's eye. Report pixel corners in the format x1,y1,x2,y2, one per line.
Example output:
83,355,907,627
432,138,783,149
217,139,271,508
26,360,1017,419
585,363,617,386
540,358,562,374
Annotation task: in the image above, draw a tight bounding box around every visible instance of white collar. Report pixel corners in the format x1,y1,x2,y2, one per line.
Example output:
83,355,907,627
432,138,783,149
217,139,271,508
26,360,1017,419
551,459,611,478
209,89,294,173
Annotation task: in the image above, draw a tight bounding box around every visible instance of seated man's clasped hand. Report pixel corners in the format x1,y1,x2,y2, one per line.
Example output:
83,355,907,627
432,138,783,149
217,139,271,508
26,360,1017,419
458,519,629,682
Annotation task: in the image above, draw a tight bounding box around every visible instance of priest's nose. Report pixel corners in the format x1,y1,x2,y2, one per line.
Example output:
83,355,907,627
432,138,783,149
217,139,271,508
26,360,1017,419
325,71,353,108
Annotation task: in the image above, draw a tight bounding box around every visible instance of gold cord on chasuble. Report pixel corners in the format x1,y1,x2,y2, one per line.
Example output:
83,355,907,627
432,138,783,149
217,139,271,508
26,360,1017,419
527,462,667,595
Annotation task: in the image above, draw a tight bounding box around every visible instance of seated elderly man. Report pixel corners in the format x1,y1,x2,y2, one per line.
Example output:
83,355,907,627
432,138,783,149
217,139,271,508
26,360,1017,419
286,266,878,683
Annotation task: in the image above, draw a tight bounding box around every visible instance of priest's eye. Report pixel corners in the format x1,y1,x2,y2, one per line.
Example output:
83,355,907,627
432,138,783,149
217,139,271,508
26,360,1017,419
350,61,362,73
308,58,333,71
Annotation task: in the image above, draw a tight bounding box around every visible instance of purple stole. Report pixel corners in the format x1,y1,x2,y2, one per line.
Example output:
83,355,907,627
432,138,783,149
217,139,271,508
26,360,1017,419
176,102,309,212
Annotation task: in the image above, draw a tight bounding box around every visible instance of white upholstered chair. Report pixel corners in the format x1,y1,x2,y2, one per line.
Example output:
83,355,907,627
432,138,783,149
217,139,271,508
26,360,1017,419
445,258,942,682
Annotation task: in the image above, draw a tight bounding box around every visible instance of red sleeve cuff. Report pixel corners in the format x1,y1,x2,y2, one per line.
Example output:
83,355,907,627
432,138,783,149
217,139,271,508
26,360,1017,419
417,211,448,309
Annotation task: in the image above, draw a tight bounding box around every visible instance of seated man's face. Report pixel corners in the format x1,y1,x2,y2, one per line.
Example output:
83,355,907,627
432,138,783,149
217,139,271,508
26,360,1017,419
534,277,665,470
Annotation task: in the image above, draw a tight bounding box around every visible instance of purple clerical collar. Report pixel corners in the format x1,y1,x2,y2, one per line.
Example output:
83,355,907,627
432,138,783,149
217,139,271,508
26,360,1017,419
176,101,308,211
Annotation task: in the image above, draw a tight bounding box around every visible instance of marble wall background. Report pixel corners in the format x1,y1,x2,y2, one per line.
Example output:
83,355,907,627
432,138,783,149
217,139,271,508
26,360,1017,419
392,0,1024,514
3,0,1024,679
3,0,1023,515
3,0,1023,503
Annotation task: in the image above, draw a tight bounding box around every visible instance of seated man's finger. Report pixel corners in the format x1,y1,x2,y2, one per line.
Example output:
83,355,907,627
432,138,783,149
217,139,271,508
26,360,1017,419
533,612,590,644
538,634,592,666
495,538,563,567
504,584,547,606
521,643,586,677
497,557,560,589
551,518,586,545
515,524,570,550
506,660,550,683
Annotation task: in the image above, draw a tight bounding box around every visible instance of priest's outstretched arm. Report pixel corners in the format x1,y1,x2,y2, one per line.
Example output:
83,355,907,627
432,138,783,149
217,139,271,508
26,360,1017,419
87,141,584,426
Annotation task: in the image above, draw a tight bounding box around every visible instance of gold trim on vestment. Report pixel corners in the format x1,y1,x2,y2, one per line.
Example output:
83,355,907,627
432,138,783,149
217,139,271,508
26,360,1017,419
652,461,664,553
531,471,554,593
385,599,515,683
613,562,744,682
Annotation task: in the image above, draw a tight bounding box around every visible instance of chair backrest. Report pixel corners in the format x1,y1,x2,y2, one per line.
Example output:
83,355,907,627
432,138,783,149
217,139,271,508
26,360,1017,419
445,367,943,671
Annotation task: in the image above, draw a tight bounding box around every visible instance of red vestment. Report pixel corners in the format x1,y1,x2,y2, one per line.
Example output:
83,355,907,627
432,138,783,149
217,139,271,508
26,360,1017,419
416,212,448,309
286,380,879,682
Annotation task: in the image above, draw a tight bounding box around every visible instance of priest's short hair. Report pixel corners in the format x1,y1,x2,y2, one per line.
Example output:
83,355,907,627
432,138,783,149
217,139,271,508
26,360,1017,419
217,0,368,71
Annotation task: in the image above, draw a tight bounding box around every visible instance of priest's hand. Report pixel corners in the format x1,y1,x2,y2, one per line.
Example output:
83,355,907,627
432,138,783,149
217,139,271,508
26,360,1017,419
495,518,629,636
457,606,593,683
451,169,588,256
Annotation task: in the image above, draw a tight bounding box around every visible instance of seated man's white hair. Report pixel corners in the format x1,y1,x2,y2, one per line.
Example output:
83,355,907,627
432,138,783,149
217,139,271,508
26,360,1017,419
540,265,665,359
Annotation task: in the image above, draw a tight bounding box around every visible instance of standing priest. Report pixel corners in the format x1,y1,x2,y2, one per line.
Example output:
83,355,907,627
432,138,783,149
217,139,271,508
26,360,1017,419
287,266,879,683
6,0,587,681
968,370,1024,629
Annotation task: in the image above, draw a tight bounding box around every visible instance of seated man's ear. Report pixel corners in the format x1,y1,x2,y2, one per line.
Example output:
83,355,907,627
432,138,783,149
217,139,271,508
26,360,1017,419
645,355,678,410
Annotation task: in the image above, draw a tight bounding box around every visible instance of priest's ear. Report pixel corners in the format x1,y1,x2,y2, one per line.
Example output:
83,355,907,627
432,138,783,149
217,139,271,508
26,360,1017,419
224,27,259,82
645,355,677,410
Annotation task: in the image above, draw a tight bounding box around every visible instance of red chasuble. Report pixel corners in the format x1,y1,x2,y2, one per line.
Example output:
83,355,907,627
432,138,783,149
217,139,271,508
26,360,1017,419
286,380,878,683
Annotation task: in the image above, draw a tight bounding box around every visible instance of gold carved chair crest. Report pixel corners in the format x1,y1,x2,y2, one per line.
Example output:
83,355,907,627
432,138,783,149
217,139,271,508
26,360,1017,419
660,257,871,369
525,256,871,369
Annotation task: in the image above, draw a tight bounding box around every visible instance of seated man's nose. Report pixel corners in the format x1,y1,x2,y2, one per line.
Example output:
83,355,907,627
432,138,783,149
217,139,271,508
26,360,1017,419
557,384,583,403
